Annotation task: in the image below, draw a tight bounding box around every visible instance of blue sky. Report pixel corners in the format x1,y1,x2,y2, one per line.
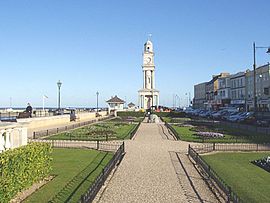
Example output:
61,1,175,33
0,1,270,108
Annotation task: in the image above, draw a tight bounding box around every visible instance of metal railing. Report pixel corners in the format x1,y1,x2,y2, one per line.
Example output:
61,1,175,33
79,143,125,203
188,145,243,203
164,121,180,140
129,122,141,140
191,143,270,154
29,139,122,152
33,116,112,139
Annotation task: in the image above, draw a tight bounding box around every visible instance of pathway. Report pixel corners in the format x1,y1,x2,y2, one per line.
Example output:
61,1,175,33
97,120,221,203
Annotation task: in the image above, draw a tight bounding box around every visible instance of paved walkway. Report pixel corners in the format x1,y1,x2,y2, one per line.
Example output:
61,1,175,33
98,121,221,203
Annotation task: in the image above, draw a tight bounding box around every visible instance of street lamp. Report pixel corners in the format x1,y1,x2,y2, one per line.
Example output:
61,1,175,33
252,42,270,116
57,80,62,110
96,91,99,113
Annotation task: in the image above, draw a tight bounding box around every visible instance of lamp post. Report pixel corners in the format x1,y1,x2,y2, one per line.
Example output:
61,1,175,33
252,42,270,116
57,80,62,110
96,91,99,113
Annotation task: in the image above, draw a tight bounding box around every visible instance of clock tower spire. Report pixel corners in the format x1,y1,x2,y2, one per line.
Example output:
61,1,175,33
138,37,160,110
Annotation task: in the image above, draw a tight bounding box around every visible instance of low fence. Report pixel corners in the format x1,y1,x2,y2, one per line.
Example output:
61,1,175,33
188,145,242,203
79,143,125,203
0,111,55,120
29,139,123,152
33,116,112,139
129,122,141,140
164,122,180,140
191,143,270,154
188,143,270,202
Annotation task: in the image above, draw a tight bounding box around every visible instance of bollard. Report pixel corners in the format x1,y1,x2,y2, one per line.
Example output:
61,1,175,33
33,132,36,139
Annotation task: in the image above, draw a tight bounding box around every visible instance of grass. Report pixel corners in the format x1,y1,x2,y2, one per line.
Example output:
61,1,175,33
202,152,270,203
162,117,190,123
170,122,270,143
47,122,137,141
24,148,113,203
172,125,241,143
109,116,144,123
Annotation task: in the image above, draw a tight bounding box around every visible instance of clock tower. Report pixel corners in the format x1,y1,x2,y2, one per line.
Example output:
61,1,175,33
138,38,160,109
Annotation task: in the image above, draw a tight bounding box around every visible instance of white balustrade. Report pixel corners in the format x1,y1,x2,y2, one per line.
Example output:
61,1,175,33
0,125,28,153
4,129,11,150
0,130,5,153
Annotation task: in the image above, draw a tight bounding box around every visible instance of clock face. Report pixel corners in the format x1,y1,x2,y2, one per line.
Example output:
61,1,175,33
146,57,151,64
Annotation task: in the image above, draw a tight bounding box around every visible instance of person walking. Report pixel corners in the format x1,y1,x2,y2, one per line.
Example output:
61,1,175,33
26,103,32,118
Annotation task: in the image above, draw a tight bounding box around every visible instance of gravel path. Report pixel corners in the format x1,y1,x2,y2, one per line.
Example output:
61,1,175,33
98,121,220,203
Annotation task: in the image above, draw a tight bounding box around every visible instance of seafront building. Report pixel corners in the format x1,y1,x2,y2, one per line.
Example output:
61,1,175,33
193,63,270,111
204,73,230,110
230,72,246,110
193,82,207,109
246,63,270,111
106,95,125,114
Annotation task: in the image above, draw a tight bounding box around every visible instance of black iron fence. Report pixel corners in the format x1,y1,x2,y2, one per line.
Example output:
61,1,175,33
79,143,125,203
188,145,243,203
129,122,141,140
164,121,180,140
191,143,270,154
33,116,112,139
29,139,123,152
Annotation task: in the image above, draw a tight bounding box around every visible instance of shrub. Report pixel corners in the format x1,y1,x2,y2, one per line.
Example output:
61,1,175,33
0,142,52,203
117,111,145,117
156,112,186,118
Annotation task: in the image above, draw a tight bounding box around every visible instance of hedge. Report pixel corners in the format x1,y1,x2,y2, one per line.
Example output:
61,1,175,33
0,142,52,203
155,112,186,118
117,111,145,117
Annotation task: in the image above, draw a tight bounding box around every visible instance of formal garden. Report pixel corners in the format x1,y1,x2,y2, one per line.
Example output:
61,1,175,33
202,152,270,203
163,116,270,143
46,122,137,141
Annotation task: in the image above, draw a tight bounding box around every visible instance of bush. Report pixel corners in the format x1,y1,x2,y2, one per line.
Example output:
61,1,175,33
117,111,145,117
0,142,52,203
155,112,186,118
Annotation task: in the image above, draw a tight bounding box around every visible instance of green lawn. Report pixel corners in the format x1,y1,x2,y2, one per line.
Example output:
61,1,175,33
24,148,113,203
202,152,270,203
172,125,238,143
162,117,190,123
47,122,137,141
171,124,270,143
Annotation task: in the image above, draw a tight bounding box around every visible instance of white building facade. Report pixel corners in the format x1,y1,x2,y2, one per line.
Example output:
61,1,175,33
193,82,207,109
216,75,231,107
138,39,159,109
246,64,270,111
230,72,246,110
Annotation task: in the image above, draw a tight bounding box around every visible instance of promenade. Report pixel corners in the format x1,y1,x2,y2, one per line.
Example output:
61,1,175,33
98,120,220,203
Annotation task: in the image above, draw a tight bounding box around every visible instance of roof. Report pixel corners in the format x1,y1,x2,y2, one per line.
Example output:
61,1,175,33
106,95,125,103
128,102,135,107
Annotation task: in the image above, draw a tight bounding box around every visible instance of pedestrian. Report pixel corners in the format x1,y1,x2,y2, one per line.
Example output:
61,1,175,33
26,103,32,118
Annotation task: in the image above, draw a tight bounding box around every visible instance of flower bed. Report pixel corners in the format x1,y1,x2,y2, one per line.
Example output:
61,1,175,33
252,156,270,173
195,131,224,138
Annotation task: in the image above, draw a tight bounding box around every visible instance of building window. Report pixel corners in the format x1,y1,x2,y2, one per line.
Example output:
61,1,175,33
264,88,269,95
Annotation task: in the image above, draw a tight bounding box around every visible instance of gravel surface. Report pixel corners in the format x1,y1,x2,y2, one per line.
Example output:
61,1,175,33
98,121,220,203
